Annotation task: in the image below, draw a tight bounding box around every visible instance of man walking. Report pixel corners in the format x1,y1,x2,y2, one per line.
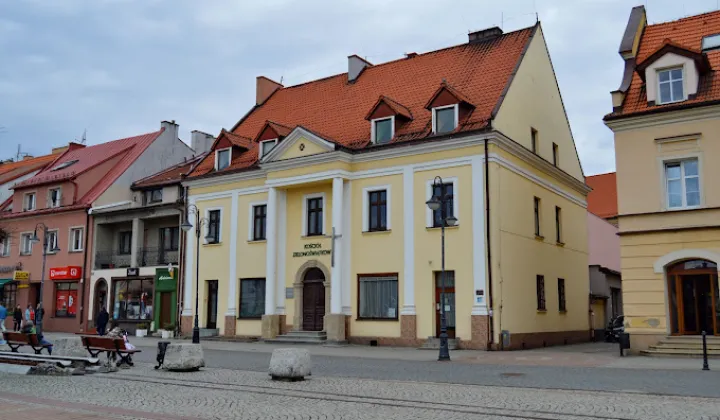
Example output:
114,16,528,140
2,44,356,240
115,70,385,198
0,302,7,333
96,306,109,336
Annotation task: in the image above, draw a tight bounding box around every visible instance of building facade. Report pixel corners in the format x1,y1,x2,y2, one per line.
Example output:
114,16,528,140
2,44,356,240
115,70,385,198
605,6,720,351
183,24,591,349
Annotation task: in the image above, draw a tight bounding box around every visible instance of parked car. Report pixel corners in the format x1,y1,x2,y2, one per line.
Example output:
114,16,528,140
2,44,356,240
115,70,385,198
604,315,625,342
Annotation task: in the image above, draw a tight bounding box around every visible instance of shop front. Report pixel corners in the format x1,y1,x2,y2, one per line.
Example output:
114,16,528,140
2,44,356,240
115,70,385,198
46,266,82,332
153,267,177,331
111,268,155,334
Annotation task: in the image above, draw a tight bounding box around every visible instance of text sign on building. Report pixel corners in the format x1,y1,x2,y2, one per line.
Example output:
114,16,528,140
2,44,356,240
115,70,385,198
292,243,331,258
13,271,29,281
127,267,139,277
49,266,82,281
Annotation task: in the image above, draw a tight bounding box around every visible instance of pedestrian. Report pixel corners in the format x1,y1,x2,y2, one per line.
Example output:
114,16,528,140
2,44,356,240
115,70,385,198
36,303,44,323
20,320,52,354
0,302,6,333
25,304,33,323
96,307,109,336
13,305,22,331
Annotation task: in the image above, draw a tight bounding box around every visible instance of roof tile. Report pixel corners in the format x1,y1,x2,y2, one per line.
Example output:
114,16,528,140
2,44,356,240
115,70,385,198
586,172,618,219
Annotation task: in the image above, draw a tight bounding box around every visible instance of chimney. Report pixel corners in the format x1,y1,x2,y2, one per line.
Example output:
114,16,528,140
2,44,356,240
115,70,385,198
256,76,283,105
161,120,180,141
68,142,86,152
22,155,35,160
612,5,647,110
468,27,503,43
405,52,418,59
348,55,372,83
191,130,216,154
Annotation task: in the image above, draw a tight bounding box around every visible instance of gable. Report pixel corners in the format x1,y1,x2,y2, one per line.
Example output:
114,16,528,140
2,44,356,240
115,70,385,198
368,102,396,120
277,136,331,161
258,125,280,141
261,127,336,164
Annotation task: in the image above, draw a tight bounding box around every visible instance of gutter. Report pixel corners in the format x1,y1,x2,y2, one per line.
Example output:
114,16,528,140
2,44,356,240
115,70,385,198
88,200,133,214
484,136,494,350
79,209,91,330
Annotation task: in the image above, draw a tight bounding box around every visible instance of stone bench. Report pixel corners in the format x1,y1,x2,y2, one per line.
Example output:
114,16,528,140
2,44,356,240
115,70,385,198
269,348,311,381
162,343,205,372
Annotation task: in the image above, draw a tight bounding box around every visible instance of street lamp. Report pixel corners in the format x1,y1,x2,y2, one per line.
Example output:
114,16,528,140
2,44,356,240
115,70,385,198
426,176,457,362
30,223,60,336
180,204,213,344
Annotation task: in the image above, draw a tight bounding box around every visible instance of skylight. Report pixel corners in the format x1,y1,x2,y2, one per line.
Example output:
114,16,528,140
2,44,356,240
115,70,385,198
702,34,720,51
51,160,78,171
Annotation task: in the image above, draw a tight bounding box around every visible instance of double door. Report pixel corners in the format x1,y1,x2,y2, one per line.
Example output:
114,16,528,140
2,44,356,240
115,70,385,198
302,281,325,331
435,272,456,338
670,274,719,335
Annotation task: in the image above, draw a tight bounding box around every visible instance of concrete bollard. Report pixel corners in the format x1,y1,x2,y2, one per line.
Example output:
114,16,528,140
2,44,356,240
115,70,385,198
269,348,311,381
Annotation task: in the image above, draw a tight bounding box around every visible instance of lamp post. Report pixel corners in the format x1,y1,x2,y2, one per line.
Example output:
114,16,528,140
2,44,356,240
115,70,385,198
426,176,458,362
180,204,212,344
30,223,60,336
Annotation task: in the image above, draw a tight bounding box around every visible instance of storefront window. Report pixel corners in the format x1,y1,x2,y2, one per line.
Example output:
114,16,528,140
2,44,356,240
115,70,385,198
1,282,17,310
113,278,154,321
55,282,78,317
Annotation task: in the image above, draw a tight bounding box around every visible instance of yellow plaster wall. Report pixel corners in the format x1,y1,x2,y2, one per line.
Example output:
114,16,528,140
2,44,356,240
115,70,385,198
278,136,332,160
351,146,483,173
492,26,584,181
189,178,265,196
266,162,350,180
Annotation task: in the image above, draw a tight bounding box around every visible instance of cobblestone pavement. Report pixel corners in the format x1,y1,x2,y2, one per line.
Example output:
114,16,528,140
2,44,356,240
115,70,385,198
1,364,719,420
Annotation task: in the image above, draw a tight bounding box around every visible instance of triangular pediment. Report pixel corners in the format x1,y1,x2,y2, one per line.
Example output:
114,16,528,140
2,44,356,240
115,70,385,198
260,126,336,163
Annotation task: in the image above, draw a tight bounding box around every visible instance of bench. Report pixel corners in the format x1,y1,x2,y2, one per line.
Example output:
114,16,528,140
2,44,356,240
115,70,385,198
2,332,52,355
80,336,140,367
0,351,99,367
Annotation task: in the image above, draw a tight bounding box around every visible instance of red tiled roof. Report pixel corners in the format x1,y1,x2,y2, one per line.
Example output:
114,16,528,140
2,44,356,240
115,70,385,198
190,25,536,177
0,153,62,186
365,96,413,120
132,154,206,189
586,172,618,219
607,10,720,118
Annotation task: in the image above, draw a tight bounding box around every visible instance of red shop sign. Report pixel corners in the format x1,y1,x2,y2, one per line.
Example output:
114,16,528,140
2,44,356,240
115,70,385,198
49,266,82,280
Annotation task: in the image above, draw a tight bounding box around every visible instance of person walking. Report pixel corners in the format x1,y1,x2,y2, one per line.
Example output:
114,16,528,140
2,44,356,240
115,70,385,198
13,305,22,331
25,304,33,323
0,302,7,333
96,307,109,336
35,303,44,324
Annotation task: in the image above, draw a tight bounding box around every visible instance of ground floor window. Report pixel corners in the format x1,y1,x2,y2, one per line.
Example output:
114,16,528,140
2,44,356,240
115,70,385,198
112,278,154,321
358,274,398,320
55,282,78,317
239,278,265,319
1,282,17,311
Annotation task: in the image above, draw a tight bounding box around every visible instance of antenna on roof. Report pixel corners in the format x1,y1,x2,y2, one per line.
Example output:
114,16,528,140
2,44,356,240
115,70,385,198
280,75,284,84
81,129,87,145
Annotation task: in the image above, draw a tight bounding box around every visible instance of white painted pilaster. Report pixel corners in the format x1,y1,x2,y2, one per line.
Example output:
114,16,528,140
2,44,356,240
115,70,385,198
265,187,278,315
401,167,415,315
276,189,287,314
226,192,239,317
341,180,352,315
182,199,195,316
130,218,144,268
330,177,343,314
471,155,488,315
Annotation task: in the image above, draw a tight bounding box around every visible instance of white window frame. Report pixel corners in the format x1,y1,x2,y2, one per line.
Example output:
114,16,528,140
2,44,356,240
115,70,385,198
657,66,685,105
48,187,62,208
663,157,701,210
215,147,232,171
425,177,459,228
431,104,459,134
371,116,395,144
45,229,59,254
362,185,392,232
24,192,36,211
247,201,268,242
702,34,720,51
0,236,10,257
204,207,223,244
20,232,33,256
301,192,326,237
69,226,84,252
260,139,278,158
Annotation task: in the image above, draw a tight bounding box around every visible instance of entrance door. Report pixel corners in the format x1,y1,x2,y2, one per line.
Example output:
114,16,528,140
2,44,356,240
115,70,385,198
435,271,456,338
93,279,108,318
667,260,719,336
302,268,325,331
206,281,218,329
159,292,173,329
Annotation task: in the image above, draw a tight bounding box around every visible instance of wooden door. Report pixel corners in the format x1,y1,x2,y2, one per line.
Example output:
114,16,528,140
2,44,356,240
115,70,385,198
435,272,456,338
206,281,218,329
159,292,173,329
302,281,325,331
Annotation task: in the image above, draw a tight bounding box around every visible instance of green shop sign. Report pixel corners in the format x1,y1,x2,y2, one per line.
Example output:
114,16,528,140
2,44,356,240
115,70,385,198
154,267,177,292
292,243,331,258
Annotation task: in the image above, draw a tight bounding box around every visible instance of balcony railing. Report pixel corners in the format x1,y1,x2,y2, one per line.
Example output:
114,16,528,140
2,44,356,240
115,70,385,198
139,247,179,267
94,250,132,269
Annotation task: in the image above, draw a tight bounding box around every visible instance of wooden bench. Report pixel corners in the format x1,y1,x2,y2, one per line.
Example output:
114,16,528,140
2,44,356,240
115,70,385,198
2,332,52,355
80,336,140,367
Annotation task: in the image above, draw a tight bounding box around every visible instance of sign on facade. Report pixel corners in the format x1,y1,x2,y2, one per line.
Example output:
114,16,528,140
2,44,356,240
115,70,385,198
127,267,139,277
49,266,82,280
13,271,29,281
292,243,331,258
285,287,294,299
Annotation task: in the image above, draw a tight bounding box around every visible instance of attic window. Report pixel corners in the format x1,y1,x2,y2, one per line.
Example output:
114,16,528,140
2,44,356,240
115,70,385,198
702,34,720,51
260,139,278,158
371,117,394,144
215,148,231,171
432,105,458,134
51,160,78,171
658,67,684,104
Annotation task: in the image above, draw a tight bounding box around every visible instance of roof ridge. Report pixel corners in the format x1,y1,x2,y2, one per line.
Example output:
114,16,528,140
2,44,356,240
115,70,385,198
131,154,205,185
648,9,720,28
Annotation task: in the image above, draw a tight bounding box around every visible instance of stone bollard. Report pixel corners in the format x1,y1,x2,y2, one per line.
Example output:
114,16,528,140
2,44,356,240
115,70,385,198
53,337,88,358
162,343,205,372
269,348,311,381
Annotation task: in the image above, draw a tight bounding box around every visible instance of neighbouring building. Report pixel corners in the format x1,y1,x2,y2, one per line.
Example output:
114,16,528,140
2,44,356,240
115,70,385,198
604,6,720,351
586,173,618,226
182,23,591,350
0,121,194,332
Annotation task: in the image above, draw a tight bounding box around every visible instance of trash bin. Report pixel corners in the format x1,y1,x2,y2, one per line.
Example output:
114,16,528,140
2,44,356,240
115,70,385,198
618,332,630,356
155,341,170,370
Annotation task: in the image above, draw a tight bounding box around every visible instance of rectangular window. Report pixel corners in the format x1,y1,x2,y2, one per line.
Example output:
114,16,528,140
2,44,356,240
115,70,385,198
536,275,546,311
118,231,132,255
216,148,231,171
658,68,684,104
373,118,393,144
0,236,9,257
666,159,700,209
70,228,83,252
160,227,179,251
552,143,559,166
1,282,18,311
368,190,387,231
45,230,58,254
358,274,399,319
558,278,566,312
306,197,323,236
534,197,541,237
555,206,562,243
531,128,538,153
433,106,457,134
24,193,36,211
20,233,33,255
252,205,267,241
48,188,61,208
144,189,163,204
111,278,154,320
261,139,278,158
432,183,454,228
239,278,265,319
207,210,221,243
54,282,78,317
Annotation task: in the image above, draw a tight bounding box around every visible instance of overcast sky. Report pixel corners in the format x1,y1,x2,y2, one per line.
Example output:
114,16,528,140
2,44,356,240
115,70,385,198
1,0,718,176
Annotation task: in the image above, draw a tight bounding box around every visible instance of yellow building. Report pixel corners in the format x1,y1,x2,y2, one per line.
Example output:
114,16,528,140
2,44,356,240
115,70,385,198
605,7,720,352
181,23,590,350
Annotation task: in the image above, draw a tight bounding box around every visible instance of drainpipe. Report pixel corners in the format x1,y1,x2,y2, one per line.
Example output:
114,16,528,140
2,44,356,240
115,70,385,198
79,209,91,330
484,137,494,350
176,186,188,334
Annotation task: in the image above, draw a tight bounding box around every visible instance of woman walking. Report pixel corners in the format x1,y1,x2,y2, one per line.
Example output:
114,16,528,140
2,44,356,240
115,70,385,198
13,305,22,331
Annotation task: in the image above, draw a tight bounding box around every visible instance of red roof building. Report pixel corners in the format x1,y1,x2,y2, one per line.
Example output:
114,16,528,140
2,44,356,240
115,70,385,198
586,172,618,223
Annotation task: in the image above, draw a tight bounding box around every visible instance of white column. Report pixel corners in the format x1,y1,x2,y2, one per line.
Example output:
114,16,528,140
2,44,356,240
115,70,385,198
330,177,343,314
226,192,239,316
130,218,144,268
401,167,415,315
182,199,195,316
341,180,352,315
265,187,278,315
471,155,488,315
276,190,287,314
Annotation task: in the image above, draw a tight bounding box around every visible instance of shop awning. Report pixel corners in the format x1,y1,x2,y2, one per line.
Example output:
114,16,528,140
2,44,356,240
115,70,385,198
0,279,13,287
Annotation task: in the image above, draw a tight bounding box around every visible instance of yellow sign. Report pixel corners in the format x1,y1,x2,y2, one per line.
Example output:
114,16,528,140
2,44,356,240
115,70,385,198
13,271,29,281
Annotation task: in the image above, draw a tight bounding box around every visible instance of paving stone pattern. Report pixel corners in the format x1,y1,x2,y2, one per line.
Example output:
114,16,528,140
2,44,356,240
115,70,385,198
0,363,719,420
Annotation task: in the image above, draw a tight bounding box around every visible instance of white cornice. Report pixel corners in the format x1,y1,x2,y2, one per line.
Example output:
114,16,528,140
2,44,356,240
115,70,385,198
182,170,266,189
261,151,353,172
604,104,720,132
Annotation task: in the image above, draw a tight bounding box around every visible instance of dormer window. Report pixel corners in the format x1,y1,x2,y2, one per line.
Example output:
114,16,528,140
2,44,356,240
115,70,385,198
260,139,278,158
48,187,61,208
371,117,394,144
215,148,231,171
432,105,458,134
658,67,684,104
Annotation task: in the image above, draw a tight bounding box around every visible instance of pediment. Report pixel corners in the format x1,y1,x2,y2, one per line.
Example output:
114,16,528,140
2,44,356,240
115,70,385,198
260,127,336,163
